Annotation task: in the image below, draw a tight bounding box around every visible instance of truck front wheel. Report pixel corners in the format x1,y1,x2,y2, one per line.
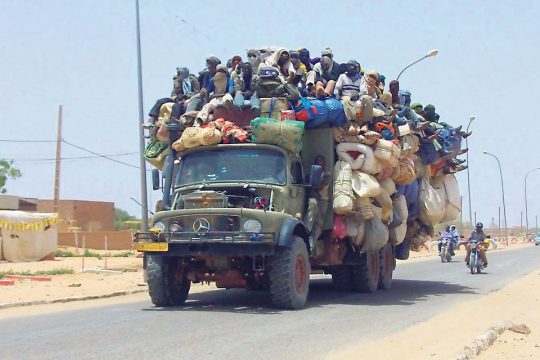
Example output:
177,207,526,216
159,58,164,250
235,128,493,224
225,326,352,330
351,251,380,293
146,255,190,307
268,236,310,309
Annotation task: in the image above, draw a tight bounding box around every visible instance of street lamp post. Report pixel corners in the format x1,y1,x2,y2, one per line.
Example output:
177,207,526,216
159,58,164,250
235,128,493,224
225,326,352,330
525,168,540,234
135,0,149,231
483,151,508,245
396,49,439,81
465,116,476,229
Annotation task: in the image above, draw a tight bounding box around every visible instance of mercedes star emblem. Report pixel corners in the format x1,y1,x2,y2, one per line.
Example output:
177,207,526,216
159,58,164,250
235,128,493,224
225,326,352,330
192,218,211,234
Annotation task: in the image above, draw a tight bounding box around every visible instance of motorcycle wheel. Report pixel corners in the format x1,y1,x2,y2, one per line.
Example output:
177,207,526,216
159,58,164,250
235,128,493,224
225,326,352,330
477,265,482,274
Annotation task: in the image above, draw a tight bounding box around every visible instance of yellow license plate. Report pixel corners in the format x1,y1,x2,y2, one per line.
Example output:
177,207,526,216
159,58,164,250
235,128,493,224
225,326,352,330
135,242,168,252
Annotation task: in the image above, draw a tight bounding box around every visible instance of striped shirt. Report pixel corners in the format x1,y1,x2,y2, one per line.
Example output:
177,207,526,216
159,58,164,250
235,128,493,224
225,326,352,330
335,73,362,97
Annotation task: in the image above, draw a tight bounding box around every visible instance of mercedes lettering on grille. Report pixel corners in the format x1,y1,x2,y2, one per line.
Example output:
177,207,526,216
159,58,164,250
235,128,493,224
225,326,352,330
192,217,211,234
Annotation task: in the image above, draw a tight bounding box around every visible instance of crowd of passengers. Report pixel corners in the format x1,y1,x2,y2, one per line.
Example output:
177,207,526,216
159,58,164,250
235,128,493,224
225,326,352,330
147,47,471,174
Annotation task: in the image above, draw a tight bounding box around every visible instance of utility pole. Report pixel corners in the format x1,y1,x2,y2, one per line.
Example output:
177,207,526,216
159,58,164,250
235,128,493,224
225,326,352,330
135,0,149,231
53,105,63,213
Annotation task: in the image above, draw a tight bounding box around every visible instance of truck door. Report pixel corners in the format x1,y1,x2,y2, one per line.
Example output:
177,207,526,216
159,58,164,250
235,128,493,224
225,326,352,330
290,160,306,218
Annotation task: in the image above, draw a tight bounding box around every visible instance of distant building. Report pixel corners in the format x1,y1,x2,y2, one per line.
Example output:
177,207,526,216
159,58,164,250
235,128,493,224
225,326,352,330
0,194,38,211
37,199,114,232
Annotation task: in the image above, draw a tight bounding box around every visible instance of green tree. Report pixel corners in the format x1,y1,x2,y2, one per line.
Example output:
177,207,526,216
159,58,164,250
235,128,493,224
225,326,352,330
0,159,22,194
114,208,140,230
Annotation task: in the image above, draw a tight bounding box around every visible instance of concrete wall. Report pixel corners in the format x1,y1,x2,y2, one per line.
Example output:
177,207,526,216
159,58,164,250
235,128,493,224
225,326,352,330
58,231,133,250
37,200,114,232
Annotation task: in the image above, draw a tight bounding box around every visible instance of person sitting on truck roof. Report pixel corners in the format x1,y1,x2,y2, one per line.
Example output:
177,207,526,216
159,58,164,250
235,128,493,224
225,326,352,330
298,48,319,72
259,48,295,83
232,62,260,111
195,64,234,124
169,67,201,121
246,49,262,74
360,70,382,99
228,55,243,74
289,50,307,90
309,48,341,98
147,67,201,126
181,56,222,118
334,60,362,100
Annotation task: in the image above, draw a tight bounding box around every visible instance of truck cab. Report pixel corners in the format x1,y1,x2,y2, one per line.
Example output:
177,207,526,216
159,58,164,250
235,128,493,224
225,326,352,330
134,128,393,309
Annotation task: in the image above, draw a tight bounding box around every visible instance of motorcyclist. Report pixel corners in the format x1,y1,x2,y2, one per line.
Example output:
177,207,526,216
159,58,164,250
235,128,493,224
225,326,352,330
438,225,455,256
465,222,489,268
449,224,459,255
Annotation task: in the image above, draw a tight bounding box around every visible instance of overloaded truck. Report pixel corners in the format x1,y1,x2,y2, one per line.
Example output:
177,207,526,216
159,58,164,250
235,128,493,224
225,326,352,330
134,105,462,309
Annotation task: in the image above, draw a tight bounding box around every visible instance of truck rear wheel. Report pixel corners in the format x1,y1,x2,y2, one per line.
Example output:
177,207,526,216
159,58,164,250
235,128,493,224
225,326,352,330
378,243,393,290
332,266,353,291
268,236,310,309
146,255,190,307
351,251,380,293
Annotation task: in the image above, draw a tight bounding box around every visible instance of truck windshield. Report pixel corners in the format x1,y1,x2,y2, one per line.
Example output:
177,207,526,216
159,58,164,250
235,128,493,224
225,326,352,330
175,148,286,186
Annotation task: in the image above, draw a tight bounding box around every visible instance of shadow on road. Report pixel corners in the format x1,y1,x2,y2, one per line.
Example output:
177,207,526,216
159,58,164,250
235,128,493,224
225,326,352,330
141,277,477,315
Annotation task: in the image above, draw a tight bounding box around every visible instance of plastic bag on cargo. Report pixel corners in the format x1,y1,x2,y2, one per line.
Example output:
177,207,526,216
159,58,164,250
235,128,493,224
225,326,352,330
333,214,347,239
323,97,346,127
374,139,401,168
432,174,461,222
361,215,389,253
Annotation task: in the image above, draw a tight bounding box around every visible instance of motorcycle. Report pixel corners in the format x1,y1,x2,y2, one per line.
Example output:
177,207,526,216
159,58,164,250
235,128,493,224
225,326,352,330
469,239,484,274
438,236,453,263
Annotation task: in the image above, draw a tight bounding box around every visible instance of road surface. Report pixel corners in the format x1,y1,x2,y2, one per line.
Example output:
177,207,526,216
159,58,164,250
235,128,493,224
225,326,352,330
1,246,538,360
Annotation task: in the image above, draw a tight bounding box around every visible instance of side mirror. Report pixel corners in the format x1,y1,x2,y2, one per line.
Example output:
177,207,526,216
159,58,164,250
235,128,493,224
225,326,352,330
152,169,160,190
309,165,324,188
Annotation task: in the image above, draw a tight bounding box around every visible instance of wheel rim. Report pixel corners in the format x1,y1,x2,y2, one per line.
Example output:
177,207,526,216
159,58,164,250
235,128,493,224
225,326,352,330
295,254,307,293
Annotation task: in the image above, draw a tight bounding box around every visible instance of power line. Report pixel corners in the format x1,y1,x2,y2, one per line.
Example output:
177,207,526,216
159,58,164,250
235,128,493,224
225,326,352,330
8,152,138,162
0,139,55,143
61,139,142,170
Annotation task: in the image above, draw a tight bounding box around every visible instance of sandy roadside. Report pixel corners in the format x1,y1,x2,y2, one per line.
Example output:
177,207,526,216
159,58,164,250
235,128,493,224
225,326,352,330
330,256,540,360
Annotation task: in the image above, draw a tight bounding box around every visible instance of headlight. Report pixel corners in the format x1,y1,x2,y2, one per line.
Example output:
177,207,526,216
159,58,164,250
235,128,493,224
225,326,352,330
151,221,167,232
243,219,262,233
169,222,183,233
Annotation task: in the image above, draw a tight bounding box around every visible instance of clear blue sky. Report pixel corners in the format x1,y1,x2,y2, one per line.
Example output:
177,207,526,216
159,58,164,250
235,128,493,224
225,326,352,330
1,0,540,228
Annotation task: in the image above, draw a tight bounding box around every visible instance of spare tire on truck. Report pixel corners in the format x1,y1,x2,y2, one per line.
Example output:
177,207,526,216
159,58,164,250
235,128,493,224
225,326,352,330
146,255,191,307
268,236,310,309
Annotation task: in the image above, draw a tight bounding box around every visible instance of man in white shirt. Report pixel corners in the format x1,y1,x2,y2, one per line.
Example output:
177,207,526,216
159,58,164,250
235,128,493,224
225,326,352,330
334,60,362,100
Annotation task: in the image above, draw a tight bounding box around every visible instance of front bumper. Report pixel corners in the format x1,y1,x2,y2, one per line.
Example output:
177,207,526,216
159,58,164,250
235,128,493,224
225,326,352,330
133,231,275,256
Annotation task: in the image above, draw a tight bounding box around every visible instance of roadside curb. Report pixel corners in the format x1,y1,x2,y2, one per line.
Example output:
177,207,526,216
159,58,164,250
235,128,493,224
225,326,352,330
0,289,148,310
455,321,531,359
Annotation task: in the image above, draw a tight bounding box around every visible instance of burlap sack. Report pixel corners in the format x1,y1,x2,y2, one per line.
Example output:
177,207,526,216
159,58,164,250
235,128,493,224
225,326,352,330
336,142,380,174
374,139,401,168
431,174,461,222
251,117,304,154
390,195,408,246
361,214,389,253
356,197,374,220
199,125,222,145
333,160,354,215
180,126,202,149
374,188,393,223
351,171,381,198
418,177,445,226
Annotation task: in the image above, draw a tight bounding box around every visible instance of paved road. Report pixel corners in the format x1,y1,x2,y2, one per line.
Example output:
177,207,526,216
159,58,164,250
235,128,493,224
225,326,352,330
1,246,539,360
